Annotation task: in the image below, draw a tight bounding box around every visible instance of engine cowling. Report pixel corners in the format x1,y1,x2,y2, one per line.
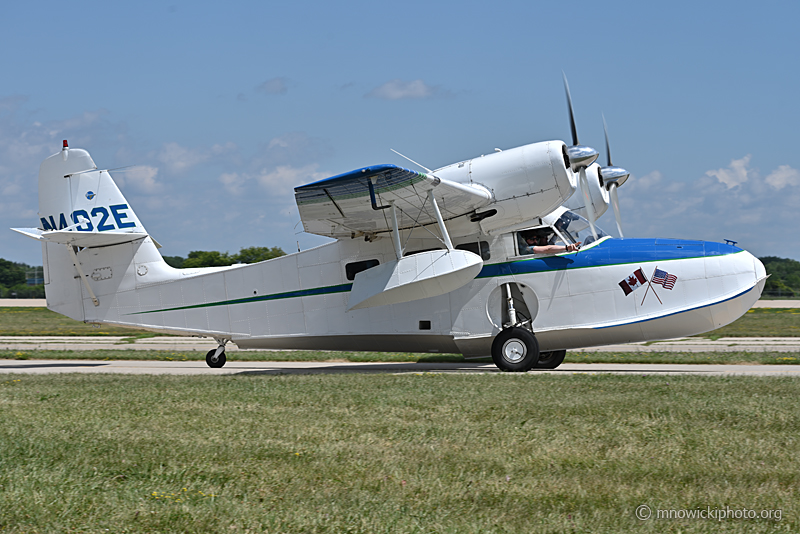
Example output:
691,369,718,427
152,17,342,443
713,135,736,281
433,140,576,232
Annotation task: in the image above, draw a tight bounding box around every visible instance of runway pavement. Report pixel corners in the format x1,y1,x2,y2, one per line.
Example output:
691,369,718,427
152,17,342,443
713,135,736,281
1,359,799,376
1,335,798,352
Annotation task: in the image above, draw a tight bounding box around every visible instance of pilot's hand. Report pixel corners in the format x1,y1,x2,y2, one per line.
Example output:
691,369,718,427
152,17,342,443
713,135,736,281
565,242,582,252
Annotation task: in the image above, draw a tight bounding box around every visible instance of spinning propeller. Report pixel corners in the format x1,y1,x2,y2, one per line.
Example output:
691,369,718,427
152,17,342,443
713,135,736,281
562,73,599,239
598,115,630,238
562,74,631,239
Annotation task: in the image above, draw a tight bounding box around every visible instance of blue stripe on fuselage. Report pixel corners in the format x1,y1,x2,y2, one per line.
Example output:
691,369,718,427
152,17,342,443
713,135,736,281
477,238,742,278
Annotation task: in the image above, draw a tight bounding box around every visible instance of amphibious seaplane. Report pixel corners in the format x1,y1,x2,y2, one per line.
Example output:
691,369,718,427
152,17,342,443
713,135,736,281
12,80,767,372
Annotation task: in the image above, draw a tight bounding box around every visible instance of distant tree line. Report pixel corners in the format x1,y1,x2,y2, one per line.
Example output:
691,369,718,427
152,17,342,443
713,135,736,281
0,247,284,299
0,259,45,298
760,257,800,298
161,246,286,269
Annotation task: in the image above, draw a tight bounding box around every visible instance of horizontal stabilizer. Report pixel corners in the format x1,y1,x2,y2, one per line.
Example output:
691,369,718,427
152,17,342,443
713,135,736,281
346,249,483,311
12,227,148,248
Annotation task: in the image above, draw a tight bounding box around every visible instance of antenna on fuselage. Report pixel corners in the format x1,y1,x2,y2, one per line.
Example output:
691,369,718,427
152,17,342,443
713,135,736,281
293,220,303,252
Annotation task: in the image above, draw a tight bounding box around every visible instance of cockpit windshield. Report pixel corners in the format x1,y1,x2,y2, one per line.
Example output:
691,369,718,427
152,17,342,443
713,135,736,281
554,210,609,246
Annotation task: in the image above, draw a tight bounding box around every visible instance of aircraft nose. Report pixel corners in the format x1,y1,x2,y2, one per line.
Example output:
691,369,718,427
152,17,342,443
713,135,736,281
753,254,767,282
733,249,767,303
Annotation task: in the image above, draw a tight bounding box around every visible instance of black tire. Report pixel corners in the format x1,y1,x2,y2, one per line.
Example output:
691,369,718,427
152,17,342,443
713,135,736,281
491,327,539,372
206,348,226,368
534,349,567,369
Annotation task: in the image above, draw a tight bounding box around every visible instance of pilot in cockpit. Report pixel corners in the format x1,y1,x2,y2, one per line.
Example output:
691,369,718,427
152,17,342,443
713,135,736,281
518,229,581,256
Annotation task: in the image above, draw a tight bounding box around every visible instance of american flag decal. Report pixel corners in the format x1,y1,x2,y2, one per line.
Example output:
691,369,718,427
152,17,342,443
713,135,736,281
652,268,677,290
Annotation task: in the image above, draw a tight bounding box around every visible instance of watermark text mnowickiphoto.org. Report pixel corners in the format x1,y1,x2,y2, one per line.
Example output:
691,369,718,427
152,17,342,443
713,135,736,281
635,504,782,522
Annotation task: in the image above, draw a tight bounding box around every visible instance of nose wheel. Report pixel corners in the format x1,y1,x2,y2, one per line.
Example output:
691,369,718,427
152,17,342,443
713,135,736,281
206,340,228,368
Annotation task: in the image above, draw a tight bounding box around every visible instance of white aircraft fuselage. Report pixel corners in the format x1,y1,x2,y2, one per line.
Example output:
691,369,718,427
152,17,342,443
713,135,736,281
14,142,767,370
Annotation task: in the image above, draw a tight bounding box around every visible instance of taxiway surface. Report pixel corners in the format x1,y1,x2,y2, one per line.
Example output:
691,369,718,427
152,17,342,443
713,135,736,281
1,336,798,352
1,359,799,376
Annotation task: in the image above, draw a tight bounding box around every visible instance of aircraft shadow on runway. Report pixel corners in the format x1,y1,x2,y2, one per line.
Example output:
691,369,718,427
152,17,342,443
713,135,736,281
233,363,715,376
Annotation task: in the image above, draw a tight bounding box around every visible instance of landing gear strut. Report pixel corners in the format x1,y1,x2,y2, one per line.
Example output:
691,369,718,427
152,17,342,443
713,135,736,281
206,339,228,368
491,283,540,372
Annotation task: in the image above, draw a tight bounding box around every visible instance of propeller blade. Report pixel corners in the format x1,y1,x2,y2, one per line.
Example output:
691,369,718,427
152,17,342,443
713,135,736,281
609,182,623,238
562,72,579,146
579,167,598,240
602,114,612,167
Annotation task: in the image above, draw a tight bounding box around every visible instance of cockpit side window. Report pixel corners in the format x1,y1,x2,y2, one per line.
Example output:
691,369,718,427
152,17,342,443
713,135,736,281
554,210,608,246
516,226,566,256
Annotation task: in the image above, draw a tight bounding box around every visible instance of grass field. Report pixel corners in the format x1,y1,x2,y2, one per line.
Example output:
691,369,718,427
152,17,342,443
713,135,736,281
1,306,798,339
0,307,156,336
696,308,800,338
1,349,799,366
0,373,796,533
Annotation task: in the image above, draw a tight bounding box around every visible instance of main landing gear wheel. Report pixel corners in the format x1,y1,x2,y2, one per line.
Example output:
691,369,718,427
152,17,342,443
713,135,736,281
491,327,539,372
206,348,226,368
534,349,567,370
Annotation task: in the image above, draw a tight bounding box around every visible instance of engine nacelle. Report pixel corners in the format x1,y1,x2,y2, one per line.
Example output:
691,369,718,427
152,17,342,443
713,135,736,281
433,141,576,232
565,162,609,221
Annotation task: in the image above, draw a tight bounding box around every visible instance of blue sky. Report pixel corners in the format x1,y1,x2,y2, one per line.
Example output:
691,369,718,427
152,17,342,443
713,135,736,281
2,0,798,265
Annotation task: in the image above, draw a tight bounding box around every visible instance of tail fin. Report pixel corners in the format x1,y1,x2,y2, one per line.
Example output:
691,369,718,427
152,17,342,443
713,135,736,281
38,142,146,236
13,142,166,322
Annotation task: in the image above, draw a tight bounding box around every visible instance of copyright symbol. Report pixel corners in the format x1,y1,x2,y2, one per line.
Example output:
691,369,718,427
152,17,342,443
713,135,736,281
636,504,652,521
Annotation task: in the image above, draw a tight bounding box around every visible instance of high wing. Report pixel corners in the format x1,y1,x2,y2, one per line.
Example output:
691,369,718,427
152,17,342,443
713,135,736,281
294,164,493,238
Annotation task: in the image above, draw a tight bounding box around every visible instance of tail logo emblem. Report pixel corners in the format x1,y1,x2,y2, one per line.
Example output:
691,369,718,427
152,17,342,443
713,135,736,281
86,191,96,200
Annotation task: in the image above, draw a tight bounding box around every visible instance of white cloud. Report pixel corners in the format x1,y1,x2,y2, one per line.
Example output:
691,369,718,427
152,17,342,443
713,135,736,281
156,142,203,173
366,79,451,100
268,137,290,149
219,172,246,195
253,132,333,169
617,156,800,259
765,165,800,190
216,132,332,200
124,165,161,194
256,77,290,95
156,141,237,173
705,154,752,188
257,164,325,194
219,164,325,199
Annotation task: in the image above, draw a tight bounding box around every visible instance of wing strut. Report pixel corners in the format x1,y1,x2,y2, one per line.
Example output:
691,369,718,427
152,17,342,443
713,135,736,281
346,190,481,311
390,202,402,260
428,190,454,251
386,191,454,260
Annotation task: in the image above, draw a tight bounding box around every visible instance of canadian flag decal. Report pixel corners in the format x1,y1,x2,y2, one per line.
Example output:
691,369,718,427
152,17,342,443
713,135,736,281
619,268,647,296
